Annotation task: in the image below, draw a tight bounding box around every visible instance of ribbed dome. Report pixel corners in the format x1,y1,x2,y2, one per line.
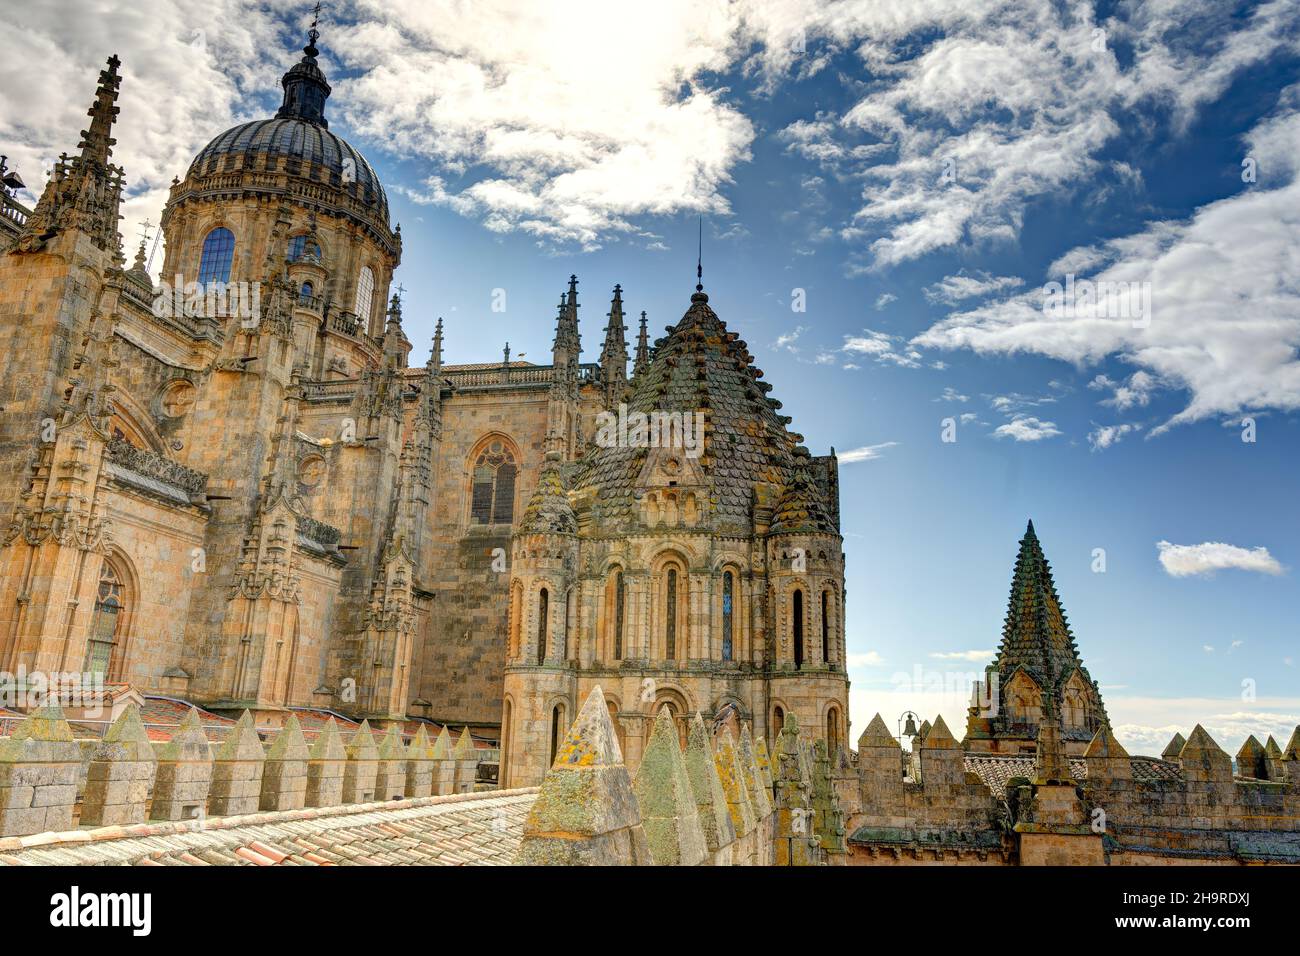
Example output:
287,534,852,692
185,31,390,225
188,119,388,222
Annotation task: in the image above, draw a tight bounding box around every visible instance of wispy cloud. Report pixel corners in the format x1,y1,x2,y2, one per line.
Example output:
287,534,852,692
924,271,1023,306
839,442,898,463
1157,541,1285,578
1088,422,1142,451
993,416,1062,442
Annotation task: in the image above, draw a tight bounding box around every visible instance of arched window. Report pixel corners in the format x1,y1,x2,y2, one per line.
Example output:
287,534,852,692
613,570,625,660
197,227,235,286
821,589,831,663
470,441,517,525
508,582,523,659
827,706,841,752
773,705,786,744
501,699,513,788
84,560,125,679
792,588,804,669
354,265,375,321
287,234,320,262
298,280,313,302
665,568,678,660
721,570,734,662
536,588,549,665
549,702,565,767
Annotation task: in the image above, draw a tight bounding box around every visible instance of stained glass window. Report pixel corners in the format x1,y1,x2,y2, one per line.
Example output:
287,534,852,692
84,562,123,679
354,265,375,322
613,571,625,661
665,569,677,659
470,442,517,525
722,570,734,661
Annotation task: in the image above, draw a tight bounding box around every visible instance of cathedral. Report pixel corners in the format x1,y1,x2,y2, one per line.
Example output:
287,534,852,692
0,32,849,787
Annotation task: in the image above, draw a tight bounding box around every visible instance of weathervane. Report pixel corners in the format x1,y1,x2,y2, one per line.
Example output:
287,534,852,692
696,214,704,292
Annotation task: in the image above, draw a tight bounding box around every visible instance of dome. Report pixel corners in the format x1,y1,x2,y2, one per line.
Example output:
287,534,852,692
187,118,388,222
184,28,389,225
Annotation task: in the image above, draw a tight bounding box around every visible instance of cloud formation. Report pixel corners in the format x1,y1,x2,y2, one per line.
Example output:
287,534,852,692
1157,540,1285,578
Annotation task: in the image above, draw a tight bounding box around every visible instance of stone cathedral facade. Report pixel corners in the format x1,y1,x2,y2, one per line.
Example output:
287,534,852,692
0,36,849,788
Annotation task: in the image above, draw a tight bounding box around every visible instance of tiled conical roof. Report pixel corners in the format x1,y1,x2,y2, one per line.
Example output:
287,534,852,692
993,520,1086,691
770,453,835,534
518,455,576,535
574,288,808,533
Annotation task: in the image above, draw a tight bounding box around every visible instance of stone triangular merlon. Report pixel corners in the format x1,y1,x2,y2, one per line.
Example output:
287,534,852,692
1180,724,1226,757
713,730,756,836
407,724,433,760
634,707,706,866
308,717,346,761
1161,732,1186,761
739,726,772,818
10,704,75,743
266,714,309,762
858,713,897,749
431,726,453,760
346,719,379,760
920,715,958,750
215,711,265,761
1263,735,1282,759
1284,726,1300,760
0,703,79,762
753,735,774,789
378,724,406,760
685,713,736,852
154,707,211,761
519,686,644,844
452,726,477,759
97,702,156,762
1083,723,1129,760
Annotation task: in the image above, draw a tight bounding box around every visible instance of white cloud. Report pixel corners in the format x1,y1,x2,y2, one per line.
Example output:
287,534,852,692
874,292,897,310
929,649,994,663
924,271,1023,306
1088,422,1142,451
937,386,969,403
992,416,1061,442
838,442,898,463
915,98,1300,433
751,0,1300,267
846,651,885,668
841,328,922,367
338,0,756,248
1104,695,1300,757
1157,540,1285,578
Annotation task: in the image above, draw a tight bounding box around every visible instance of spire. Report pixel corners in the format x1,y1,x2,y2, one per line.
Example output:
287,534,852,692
552,275,581,359
599,284,629,402
633,310,651,376
428,318,443,374
695,215,704,293
276,4,332,127
994,520,1088,696
17,56,125,255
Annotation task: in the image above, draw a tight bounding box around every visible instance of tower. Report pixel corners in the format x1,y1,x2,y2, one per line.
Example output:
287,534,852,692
965,520,1109,755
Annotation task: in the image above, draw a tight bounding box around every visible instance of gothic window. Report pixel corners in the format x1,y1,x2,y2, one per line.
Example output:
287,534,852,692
721,570,734,662
536,588,549,665
665,568,678,660
84,561,125,680
613,570,625,661
354,265,375,322
287,234,320,262
469,441,517,525
792,588,805,669
197,227,234,286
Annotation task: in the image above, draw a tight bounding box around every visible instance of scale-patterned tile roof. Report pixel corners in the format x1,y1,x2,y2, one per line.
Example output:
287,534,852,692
573,289,809,536
0,789,538,866
963,753,1185,795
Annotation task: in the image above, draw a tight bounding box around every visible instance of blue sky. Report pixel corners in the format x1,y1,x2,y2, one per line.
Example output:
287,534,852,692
3,0,1297,754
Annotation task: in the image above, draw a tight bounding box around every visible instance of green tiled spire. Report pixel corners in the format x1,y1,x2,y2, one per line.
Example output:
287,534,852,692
994,520,1087,692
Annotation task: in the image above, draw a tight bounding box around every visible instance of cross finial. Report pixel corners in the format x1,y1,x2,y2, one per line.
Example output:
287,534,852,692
136,219,153,246
306,2,323,54
696,215,704,292
394,281,406,302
